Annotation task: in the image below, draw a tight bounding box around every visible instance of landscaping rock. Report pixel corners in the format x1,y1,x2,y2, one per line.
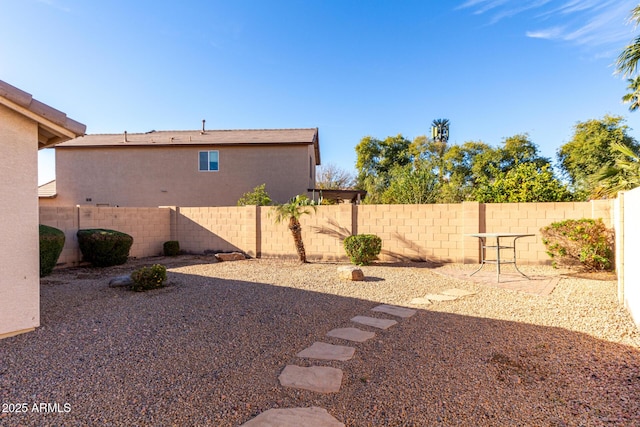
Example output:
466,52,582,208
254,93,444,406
214,252,246,262
108,275,133,288
337,266,364,281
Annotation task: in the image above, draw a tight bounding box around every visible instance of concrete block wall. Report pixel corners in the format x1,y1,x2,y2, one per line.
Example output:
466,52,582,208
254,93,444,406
39,200,614,268
39,206,171,266
175,206,257,256
357,203,466,262
617,188,640,329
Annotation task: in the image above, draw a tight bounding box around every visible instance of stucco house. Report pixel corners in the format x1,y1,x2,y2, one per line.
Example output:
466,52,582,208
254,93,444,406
43,127,320,207
0,79,85,339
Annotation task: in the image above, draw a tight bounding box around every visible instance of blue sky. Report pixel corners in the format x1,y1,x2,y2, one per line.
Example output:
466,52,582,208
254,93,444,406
0,0,637,185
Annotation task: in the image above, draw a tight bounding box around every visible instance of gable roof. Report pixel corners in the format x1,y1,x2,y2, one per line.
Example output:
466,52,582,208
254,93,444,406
38,180,57,198
57,128,321,164
0,80,86,148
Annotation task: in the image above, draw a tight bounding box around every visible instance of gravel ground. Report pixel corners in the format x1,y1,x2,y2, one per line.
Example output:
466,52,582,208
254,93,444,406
1,256,639,426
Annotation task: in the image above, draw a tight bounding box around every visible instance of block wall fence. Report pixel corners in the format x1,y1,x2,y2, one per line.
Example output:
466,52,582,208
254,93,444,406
39,200,614,268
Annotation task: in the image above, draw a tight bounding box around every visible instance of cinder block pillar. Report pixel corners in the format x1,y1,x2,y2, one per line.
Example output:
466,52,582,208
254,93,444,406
462,201,483,264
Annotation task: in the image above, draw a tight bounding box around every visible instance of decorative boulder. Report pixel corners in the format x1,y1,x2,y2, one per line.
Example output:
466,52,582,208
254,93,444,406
214,252,246,262
108,275,133,288
337,266,364,281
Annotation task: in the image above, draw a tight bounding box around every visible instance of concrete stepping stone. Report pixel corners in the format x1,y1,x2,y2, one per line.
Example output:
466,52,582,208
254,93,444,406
351,315,397,330
327,327,375,343
297,342,355,361
410,297,432,305
278,365,343,393
241,406,345,427
371,304,416,318
423,293,459,301
441,288,477,297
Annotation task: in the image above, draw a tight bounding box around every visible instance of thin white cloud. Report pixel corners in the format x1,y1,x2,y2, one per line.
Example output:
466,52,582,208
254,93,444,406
526,26,565,39
458,0,637,52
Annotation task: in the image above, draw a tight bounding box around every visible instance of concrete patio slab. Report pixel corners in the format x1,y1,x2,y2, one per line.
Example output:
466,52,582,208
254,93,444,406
297,342,356,361
241,406,345,427
351,315,398,330
371,304,417,318
278,365,343,393
434,268,560,296
326,327,376,343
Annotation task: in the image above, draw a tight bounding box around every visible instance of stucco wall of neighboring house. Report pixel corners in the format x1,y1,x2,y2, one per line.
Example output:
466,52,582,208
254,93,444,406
0,104,40,338
54,143,316,207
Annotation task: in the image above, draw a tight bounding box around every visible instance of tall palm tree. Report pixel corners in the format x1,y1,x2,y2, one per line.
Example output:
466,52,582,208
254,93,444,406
271,195,317,263
622,76,640,112
616,5,640,77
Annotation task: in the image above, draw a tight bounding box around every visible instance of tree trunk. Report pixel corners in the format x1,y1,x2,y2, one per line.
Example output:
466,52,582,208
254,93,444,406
288,217,307,263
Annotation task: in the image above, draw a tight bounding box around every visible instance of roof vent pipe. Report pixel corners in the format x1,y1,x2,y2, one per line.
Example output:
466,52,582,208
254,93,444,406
202,119,206,134
124,131,128,142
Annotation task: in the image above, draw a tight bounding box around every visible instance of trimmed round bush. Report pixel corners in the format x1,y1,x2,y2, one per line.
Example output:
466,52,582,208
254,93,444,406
131,264,167,292
39,225,65,277
163,240,180,256
344,234,382,265
77,229,133,267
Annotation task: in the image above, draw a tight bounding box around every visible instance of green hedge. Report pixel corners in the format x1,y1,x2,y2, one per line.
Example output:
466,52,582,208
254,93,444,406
344,234,382,265
39,225,65,277
163,241,180,256
77,229,133,267
540,218,614,271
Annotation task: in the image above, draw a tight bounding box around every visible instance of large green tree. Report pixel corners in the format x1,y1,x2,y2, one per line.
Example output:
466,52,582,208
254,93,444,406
355,134,412,203
473,163,573,203
557,115,638,199
380,164,440,204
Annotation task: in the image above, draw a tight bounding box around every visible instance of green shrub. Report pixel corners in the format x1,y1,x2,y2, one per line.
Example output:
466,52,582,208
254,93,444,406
540,218,614,271
237,183,272,206
344,234,382,265
77,229,133,267
130,264,167,292
39,225,65,277
163,240,180,256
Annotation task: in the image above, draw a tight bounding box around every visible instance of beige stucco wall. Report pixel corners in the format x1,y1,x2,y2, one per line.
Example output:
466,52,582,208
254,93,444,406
0,104,40,338
54,144,316,207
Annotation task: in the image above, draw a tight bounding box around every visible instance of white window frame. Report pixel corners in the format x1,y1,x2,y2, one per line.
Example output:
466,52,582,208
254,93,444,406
198,150,219,172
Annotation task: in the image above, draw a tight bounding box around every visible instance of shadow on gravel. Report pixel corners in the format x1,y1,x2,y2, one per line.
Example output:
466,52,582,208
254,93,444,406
1,264,639,427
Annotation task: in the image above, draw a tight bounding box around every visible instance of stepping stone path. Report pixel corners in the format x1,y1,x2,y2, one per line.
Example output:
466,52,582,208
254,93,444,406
240,406,345,427
326,327,375,343
351,315,398,330
411,287,477,305
297,342,356,361
244,303,416,425
278,365,343,393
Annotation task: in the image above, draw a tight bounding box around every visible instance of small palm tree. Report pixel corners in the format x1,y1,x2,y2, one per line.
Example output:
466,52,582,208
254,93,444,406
271,195,317,263
622,77,640,112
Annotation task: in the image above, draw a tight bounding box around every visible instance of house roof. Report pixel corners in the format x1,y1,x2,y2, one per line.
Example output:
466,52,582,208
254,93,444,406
38,180,57,198
57,128,321,164
0,80,86,148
